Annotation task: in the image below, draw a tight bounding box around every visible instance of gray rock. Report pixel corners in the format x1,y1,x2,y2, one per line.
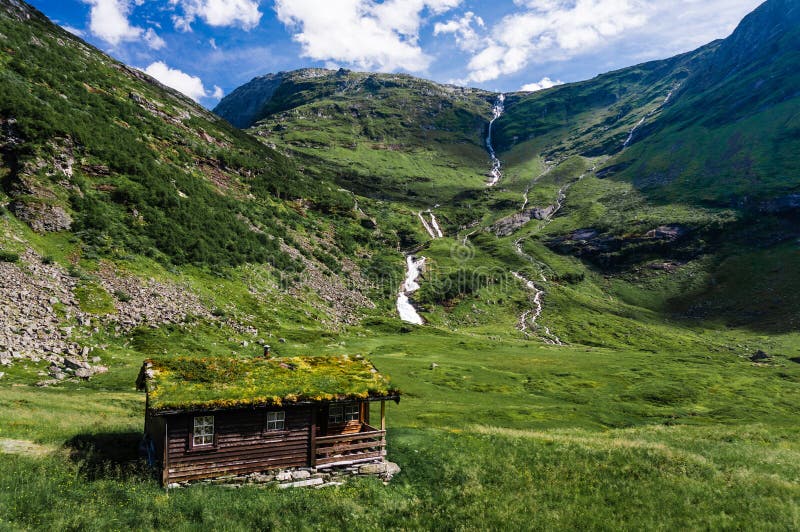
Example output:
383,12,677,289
291,470,311,480
383,461,401,478
74,368,92,379
358,462,387,475
8,201,72,233
275,471,293,482
278,478,324,489
63,357,82,370
315,481,344,489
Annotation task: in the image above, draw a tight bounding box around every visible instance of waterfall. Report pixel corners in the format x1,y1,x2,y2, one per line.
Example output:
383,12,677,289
396,255,425,324
485,94,505,187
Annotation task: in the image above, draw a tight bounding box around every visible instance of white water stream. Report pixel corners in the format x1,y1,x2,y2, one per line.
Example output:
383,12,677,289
429,212,444,238
396,255,426,325
512,244,562,345
485,94,505,187
401,206,443,323
417,211,436,239
623,87,678,149
417,210,444,239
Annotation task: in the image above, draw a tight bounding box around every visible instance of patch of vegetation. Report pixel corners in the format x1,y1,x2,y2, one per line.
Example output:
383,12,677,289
0,250,19,262
73,281,115,315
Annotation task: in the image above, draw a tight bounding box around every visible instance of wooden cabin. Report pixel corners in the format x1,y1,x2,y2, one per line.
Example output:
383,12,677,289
136,354,400,485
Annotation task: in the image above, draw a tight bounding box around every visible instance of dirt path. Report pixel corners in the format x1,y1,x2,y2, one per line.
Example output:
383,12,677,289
0,438,56,456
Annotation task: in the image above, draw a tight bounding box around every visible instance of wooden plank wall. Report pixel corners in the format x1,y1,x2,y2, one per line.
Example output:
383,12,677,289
165,407,312,483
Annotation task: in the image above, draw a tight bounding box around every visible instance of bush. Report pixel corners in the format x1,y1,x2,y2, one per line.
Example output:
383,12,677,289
0,250,20,263
113,289,132,302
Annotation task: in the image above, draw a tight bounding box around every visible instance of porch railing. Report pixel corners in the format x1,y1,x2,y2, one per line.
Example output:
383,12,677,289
313,424,386,467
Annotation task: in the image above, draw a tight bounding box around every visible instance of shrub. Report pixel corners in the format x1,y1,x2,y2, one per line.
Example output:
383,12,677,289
113,290,132,302
0,250,20,263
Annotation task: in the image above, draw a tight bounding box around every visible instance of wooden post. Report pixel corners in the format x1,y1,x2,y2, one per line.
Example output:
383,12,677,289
309,407,317,468
162,418,169,488
380,400,386,431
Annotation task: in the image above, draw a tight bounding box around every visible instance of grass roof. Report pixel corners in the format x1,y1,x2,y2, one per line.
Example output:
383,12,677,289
137,355,399,413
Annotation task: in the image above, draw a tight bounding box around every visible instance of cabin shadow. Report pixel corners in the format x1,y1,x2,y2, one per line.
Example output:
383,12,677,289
65,431,155,481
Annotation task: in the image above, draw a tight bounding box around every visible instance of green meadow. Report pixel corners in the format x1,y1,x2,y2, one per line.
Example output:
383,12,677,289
2,320,800,530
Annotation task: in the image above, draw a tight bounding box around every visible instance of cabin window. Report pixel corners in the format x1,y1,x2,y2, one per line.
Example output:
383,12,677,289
266,411,285,431
193,415,214,446
329,403,360,423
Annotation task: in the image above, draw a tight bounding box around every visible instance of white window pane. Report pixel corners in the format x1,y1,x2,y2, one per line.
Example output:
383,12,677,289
193,416,214,446
266,411,285,431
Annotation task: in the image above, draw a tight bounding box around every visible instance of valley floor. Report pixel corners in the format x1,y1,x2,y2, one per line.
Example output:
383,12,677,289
2,328,799,530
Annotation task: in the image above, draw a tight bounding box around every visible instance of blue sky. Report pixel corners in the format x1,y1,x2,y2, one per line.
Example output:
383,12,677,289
29,0,765,108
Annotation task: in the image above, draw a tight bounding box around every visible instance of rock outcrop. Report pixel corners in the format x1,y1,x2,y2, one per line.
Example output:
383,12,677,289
0,248,212,383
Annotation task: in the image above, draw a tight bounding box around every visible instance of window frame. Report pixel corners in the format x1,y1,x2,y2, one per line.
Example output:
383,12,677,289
344,403,360,422
265,410,285,432
329,402,361,424
190,414,216,450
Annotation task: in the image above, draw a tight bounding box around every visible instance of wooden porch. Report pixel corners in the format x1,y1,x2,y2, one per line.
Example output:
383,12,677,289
314,423,386,467
311,398,389,467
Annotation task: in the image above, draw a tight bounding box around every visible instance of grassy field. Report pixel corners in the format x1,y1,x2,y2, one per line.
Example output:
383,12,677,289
2,323,800,530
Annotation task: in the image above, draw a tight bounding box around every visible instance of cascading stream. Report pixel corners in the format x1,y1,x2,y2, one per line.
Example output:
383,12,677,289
485,94,505,187
623,87,679,148
396,255,426,325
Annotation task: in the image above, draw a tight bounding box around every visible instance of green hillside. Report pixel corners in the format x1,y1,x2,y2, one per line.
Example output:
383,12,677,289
216,69,496,211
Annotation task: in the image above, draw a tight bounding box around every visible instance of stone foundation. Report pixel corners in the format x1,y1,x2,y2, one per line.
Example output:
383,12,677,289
166,459,401,490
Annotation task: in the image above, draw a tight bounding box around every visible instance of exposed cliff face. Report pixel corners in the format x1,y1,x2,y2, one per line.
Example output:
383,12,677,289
212,72,287,129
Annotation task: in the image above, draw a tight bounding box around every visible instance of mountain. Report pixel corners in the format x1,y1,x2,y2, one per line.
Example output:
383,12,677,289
216,69,495,210
3,0,800,528
605,0,800,206
213,0,800,337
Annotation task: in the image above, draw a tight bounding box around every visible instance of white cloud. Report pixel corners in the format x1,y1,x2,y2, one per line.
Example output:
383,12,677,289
60,24,85,37
461,0,649,82
433,11,484,52
144,28,166,50
212,85,225,99
274,0,461,73
520,76,563,92
445,0,764,84
81,0,166,49
169,0,262,31
142,61,214,102
82,0,143,45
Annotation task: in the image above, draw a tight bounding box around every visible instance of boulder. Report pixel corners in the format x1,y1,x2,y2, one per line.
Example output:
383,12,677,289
358,462,387,475
291,470,311,480
383,461,401,479
63,357,82,370
275,471,293,482
74,368,93,379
